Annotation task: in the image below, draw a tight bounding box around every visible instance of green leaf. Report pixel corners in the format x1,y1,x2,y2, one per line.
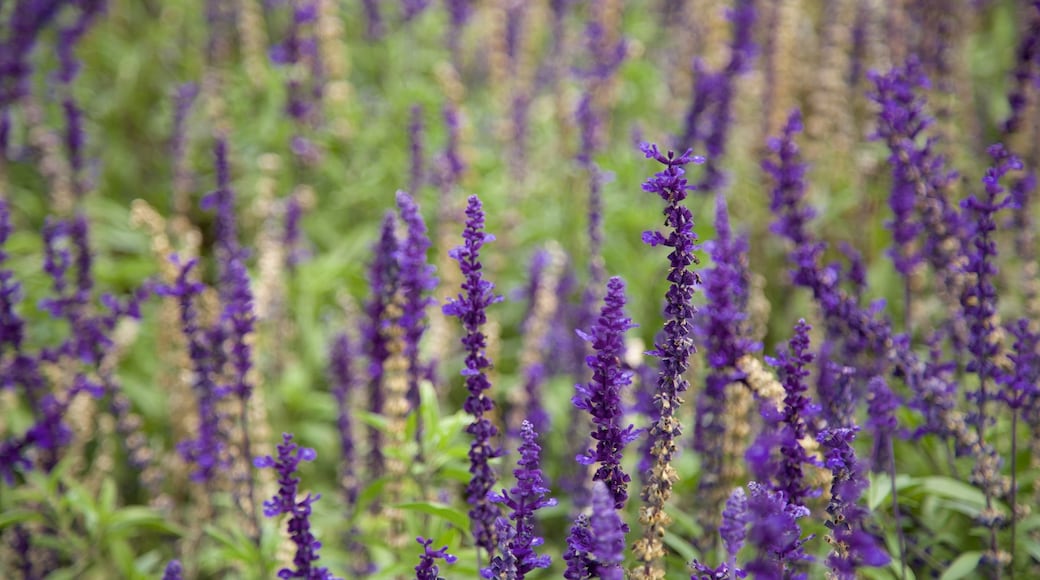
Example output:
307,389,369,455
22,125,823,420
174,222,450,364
939,551,982,580
395,501,470,533
0,508,47,528
109,507,184,536
915,476,988,509
662,530,698,565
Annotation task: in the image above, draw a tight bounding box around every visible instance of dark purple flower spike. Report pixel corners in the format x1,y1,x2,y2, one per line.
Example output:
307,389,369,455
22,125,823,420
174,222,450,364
442,195,504,558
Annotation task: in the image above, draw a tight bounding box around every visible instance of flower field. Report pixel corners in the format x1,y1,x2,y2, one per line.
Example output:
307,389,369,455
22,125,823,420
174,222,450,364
2,1,1040,578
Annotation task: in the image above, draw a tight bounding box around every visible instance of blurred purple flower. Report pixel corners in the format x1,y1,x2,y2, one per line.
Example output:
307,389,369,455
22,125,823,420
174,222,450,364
588,481,626,579
162,560,183,580
329,333,358,508
362,212,400,479
396,191,437,409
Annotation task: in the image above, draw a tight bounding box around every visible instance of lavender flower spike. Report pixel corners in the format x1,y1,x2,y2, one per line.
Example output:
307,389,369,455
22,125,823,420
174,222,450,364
573,276,639,509
589,481,626,580
632,143,704,578
255,433,340,580
442,195,504,557
486,420,556,578
818,427,890,579
396,190,437,409
415,537,458,580
768,318,820,507
744,481,814,578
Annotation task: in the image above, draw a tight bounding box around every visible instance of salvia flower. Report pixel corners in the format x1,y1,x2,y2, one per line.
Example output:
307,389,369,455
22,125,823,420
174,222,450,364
160,257,227,483
1002,319,1040,411
481,517,519,579
1002,2,1040,136
362,212,400,478
255,433,339,580
588,480,626,580
442,195,504,555
691,487,749,578
573,276,639,510
396,190,437,408
817,427,890,578
415,536,458,580
408,105,426,193
563,514,594,580
328,333,358,508
694,193,759,517
743,481,814,578
487,420,556,577
162,560,183,580
766,318,820,507
961,143,1020,433
634,142,703,576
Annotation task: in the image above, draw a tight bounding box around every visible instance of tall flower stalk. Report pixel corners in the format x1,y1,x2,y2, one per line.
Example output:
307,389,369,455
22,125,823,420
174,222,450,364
632,143,703,579
442,195,504,560
573,276,639,510
254,433,339,580
485,420,556,578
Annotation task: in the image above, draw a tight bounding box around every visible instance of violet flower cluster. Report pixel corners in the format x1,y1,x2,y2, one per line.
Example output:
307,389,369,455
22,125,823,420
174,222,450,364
817,427,890,578
485,420,556,578
442,195,504,556
255,433,339,580
572,276,639,509
678,0,757,192
563,482,626,580
396,190,437,408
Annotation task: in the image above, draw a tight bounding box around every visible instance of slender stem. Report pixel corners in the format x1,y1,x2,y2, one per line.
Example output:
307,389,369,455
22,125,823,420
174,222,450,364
1010,410,1018,578
889,437,907,580
240,400,260,547
903,277,912,337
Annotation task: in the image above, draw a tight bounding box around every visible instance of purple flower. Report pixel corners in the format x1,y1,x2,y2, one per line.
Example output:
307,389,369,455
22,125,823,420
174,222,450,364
818,428,890,578
486,420,556,577
162,560,183,580
162,258,227,483
865,376,899,469
362,212,400,479
0,200,25,353
396,191,437,408
960,144,1020,437
442,195,504,555
694,193,759,506
255,433,339,580
634,142,704,571
868,60,931,279
573,276,639,509
361,0,384,39
765,319,820,507
481,518,518,579
328,333,358,508
562,514,594,580
433,105,465,194
588,481,626,579
285,192,309,270
1002,319,1040,411
678,0,756,192
743,481,814,578
408,105,426,193
415,536,457,580
1003,3,1040,136
402,0,431,21
720,487,750,570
